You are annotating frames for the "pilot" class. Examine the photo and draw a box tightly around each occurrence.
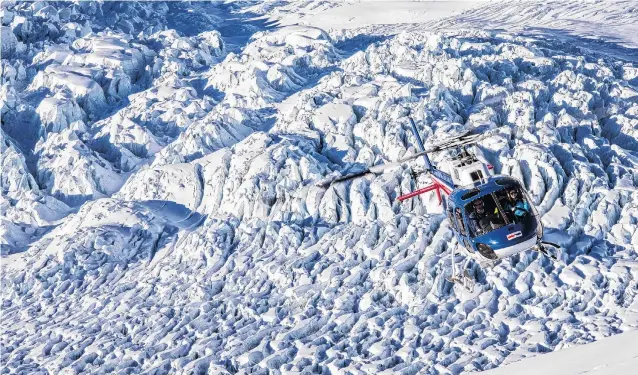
[504,188,530,219]
[468,199,488,236]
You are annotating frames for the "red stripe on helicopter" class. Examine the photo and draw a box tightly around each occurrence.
[507,231,522,240]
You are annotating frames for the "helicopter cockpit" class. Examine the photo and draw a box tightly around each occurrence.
[449,176,541,261]
[465,187,532,237]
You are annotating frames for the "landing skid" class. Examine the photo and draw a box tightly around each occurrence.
[447,268,475,293]
[444,241,560,295]
[446,249,476,294]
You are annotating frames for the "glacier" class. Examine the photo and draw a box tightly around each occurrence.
[1,1,638,374]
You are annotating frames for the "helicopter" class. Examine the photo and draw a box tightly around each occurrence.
[320,116,560,293]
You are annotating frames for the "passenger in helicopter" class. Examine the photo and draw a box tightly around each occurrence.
[469,197,506,236]
[468,199,490,236]
[502,188,530,222]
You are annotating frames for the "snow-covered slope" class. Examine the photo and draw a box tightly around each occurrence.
[269,0,488,30]
[481,328,638,375]
[2,1,638,374]
[426,0,638,62]
[275,0,638,62]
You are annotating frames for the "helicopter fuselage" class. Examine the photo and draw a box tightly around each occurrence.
[446,175,542,262]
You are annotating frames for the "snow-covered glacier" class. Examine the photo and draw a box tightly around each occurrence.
[1,1,638,374]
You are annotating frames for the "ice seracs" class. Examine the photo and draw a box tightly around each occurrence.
[204,25,339,109]
[1,132,32,189]
[70,33,148,81]
[36,90,86,135]
[1,25,18,58]
[117,163,203,211]
[30,64,107,117]
[1,130,70,253]
[152,29,225,78]
[30,32,154,117]
[35,129,124,206]
[1,1,638,374]
[151,26,341,167]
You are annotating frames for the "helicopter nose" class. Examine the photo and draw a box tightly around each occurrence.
[495,236,537,259]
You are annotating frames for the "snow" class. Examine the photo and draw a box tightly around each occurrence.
[36,90,86,134]
[1,25,19,58]
[427,0,638,60]
[481,329,638,375]
[268,1,488,30]
[35,129,125,206]
[1,0,638,374]
[30,64,107,116]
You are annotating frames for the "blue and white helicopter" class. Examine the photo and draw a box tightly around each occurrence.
[322,116,559,293]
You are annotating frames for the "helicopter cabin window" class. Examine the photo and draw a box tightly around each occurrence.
[494,187,532,224]
[465,194,508,237]
[470,170,484,183]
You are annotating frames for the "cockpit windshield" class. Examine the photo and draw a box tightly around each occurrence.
[465,187,532,237]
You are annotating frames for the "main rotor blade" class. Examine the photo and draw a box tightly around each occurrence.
[323,169,373,186]
[316,127,491,188]
[317,154,424,188]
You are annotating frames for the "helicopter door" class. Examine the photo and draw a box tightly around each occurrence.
[453,207,474,251]
[454,208,467,236]
[454,207,473,249]
[446,208,455,228]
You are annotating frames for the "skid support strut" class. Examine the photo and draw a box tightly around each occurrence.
[536,241,559,261]
[447,247,475,293]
